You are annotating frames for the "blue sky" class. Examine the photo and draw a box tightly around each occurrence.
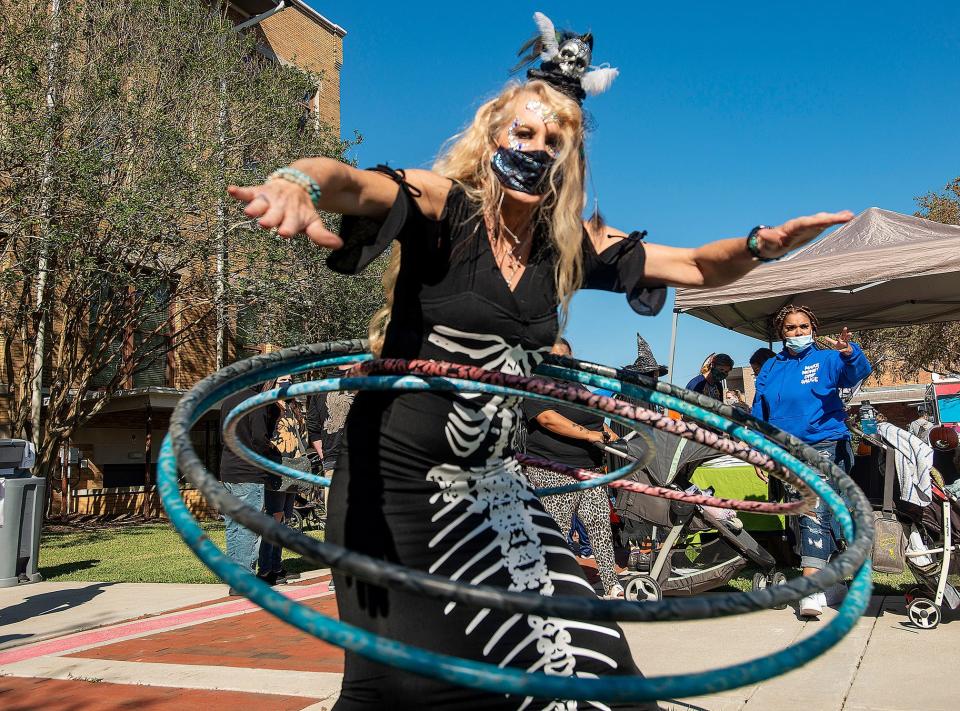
[310,1,960,383]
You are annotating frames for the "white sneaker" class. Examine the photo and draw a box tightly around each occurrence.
[799,593,823,618]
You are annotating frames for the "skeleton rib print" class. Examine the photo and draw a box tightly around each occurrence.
[423,325,619,710]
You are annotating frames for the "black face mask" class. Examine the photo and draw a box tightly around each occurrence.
[490,147,555,195]
[709,368,727,382]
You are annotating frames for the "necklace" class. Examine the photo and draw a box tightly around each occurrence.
[500,220,523,246]
[486,213,532,289]
[498,246,524,288]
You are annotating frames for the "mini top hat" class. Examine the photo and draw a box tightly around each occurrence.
[513,12,619,105]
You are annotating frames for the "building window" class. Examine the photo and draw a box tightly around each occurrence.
[90,276,173,390]
[131,280,172,388]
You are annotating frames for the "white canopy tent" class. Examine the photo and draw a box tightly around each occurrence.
[668,207,960,380]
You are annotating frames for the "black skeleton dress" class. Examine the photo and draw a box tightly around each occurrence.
[326,169,666,711]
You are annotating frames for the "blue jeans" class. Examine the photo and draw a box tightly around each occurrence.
[259,490,296,574]
[795,440,852,570]
[223,482,264,574]
[567,513,593,557]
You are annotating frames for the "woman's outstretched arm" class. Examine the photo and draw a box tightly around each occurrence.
[227,159,451,248]
[587,212,853,288]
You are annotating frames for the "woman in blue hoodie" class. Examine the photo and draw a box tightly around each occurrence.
[752,304,872,618]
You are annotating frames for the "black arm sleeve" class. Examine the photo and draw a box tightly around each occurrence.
[325,166,428,275]
[582,231,668,317]
[250,405,282,462]
[306,394,327,444]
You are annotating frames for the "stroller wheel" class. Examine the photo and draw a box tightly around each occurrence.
[624,575,662,602]
[768,571,789,610]
[290,509,306,532]
[751,572,769,592]
[907,598,941,629]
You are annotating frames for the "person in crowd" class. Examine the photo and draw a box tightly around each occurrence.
[752,304,872,618]
[522,339,624,598]
[908,409,935,441]
[749,347,777,376]
[725,389,749,411]
[686,353,734,401]
[227,9,851,704]
[610,334,669,569]
[258,374,307,585]
[306,365,355,592]
[306,364,355,493]
[218,381,282,595]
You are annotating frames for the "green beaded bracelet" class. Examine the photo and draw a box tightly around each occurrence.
[268,167,323,208]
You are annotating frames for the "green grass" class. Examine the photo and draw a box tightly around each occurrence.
[40,522,920,594]
[39,522,325,584]
[723,568,916,596]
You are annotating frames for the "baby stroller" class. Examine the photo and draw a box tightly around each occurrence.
[274,459,327,532]
[605,428,781,602]
[291,484,327,532]
[902,480,960,629]
[864,423,960,629]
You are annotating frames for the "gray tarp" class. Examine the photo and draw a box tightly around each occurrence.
[673,207,960,340]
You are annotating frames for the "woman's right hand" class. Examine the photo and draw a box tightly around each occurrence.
[228,180,344,248]
[754,466,769,483]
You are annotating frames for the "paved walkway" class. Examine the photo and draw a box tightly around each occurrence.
[0,573,956,710]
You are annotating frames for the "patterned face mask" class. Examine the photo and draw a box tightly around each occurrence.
[490,147,555,195]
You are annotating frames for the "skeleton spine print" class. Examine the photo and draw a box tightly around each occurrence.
[423,325,621,710]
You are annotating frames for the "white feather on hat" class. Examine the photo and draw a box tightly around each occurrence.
[533,12,559,61]
[582,66,619,96]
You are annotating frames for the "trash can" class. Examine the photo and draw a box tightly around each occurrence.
[0,438,44,588]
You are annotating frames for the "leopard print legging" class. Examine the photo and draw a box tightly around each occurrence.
[523,464,620,596]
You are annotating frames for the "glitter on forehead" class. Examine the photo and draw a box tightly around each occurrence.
[525,99,561,126]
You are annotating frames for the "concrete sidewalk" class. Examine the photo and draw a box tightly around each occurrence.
[0,581,228,651]
[626,595,956,710]
[0,576,956,710]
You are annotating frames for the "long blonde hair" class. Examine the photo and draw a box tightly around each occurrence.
[368,80,586,354]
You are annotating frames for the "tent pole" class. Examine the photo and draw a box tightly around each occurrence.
[668,309,680,384]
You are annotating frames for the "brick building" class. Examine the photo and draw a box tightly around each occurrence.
[10,2,347,518]
[227,0,345,131]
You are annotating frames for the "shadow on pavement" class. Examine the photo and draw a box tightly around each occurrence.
[37,559,100,578]
[0,633,31,646]
[0,581,114,628]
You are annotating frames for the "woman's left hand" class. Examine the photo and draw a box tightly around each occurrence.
[229,180,343,247]
[821,326,854,356]
[754,211,854,260]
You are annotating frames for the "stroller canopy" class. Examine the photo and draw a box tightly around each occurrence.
[623,426,719,485]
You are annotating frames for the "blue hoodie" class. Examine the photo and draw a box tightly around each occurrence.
[751,344,872,444]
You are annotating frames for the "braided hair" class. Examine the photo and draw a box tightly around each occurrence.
[772,304,820,340]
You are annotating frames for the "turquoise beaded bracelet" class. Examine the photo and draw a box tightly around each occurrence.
[746,225,779,263]
[268,167,323,208]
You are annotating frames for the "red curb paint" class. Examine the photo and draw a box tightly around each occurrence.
[0,581,333,666]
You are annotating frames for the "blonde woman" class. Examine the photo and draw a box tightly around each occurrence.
[228,14,851,709]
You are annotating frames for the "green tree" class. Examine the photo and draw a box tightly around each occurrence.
[857,178,960,378]
[0,0,384,492]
